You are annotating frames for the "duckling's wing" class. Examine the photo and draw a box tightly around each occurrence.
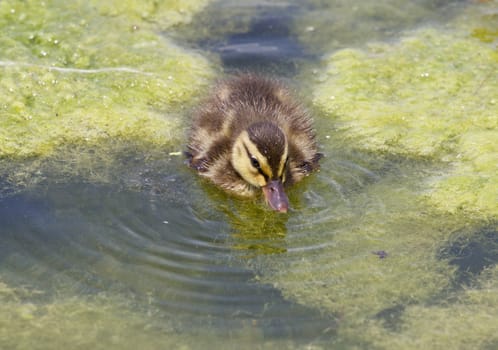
[298,152,323,174]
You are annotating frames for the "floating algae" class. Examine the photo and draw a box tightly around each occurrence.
[0,0,216,166]
[255,170,460,321]
[350,261,498,350]
[312,26,497,220]
[251,3,498,348]
[0,277,269,350]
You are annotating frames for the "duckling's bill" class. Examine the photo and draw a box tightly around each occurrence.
[262,180,289,213]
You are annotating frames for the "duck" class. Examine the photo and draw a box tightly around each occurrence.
[186,74,321,213]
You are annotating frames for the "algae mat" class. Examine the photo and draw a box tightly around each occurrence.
[0,0,215,159]
[255,3,498,348]
[313,26,497,220]
[0,278,281,350]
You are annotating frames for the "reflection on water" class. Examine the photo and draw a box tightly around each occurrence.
[177,0,462,76]
[0,172,338,343]
[0,138,389,345]
[217,10,307,75]
[0,134,398,345]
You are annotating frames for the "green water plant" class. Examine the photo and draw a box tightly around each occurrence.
[0,0,216,159]
[351,261,498,349]
[313,27,497,220]
[255,4,497,347]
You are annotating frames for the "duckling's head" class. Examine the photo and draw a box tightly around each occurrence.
[231,121,289,213]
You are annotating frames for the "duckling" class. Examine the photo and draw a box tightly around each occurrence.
[186,74,321,212]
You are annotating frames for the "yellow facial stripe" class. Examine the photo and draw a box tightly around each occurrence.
[240,131,273,180]
[259,162,272,180]
[277,138,288,178]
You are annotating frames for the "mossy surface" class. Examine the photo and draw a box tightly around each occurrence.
[313,29,496,158]
[0,277,275,350]
[0,281,175,350]
[312,21,497,219]
[349,262,498,350]
[251,3,498,348]
[0,0,215,159]
[256,168,460,320]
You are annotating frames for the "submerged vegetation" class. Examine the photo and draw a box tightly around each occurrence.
[0,281,175,350]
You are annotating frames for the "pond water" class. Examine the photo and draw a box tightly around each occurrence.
[1,0,497,349]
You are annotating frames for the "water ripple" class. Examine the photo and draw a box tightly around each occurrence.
[0,149,381,338]
[0,182,335,337]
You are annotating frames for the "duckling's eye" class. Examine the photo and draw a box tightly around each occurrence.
[250,156,260,169]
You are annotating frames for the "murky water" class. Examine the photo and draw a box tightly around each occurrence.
[0,147,368,346]
[1,0,497,349]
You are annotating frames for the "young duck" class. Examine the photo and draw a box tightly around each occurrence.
[186,74,321,212]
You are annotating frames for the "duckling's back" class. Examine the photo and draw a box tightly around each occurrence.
[186,74,320,193]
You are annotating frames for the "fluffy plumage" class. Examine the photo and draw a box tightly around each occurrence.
[186,74,321,212]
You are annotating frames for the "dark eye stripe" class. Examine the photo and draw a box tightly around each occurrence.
[243,144,269,181]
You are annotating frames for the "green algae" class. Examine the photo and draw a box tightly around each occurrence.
[254,152,496,347]
[0,279,178,350]
[346,261,498,350]
[427,129,498,219]
[257,167,460,320]
[313,29,497,158]
[173,0,254,44]
[0,275,301,350]
[312,27,498,220]
[0,0,216,159]
[454,1,498,44]
[250,4,498,347]
[92,0,210,30]
[0,281,215,350]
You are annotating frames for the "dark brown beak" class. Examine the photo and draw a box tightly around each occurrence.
[262,180,289,213]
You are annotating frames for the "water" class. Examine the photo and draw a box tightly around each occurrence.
[1,0,497,349]
[0,150,355,346]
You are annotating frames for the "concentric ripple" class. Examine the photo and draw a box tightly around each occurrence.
[0,142,389,344]
[0,173,339,339]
